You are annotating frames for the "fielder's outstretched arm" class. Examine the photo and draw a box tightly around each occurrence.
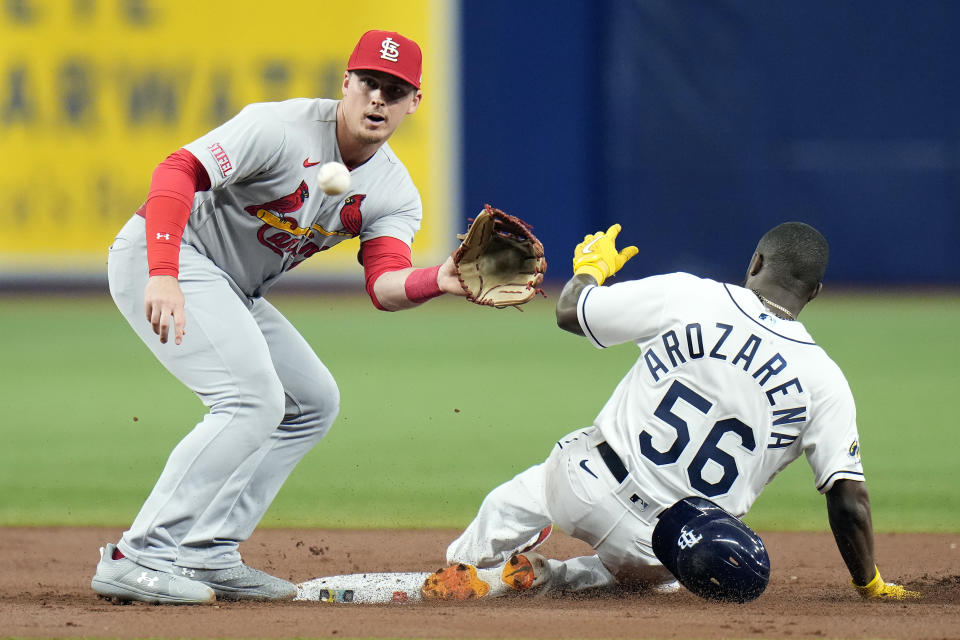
[360,237,466,312]
[370,255,465,311]
[826,479,919,599]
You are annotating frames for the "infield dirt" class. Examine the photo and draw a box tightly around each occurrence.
[1,527,957,639]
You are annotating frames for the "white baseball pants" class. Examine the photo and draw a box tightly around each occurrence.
[446,427,674,593]
[107,215,339,570]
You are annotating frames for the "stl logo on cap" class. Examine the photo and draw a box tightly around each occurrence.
[379,37,400,62]
[347,29,422,89]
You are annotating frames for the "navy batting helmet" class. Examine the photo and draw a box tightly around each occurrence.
[651,497,770,603]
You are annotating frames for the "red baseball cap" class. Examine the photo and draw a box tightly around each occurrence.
[346,29,422,89]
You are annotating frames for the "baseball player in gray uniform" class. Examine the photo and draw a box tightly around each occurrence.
[92,29,468,604]
[423,222,919,602]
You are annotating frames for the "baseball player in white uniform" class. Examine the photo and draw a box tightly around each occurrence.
[92,30,469,605]
[423,222,919,602]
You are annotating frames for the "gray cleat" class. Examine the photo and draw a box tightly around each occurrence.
[177,563,297,601]
[91,543,215,605]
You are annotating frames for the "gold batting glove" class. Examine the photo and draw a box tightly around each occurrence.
[572,224,639,285]
[853,566,920,600]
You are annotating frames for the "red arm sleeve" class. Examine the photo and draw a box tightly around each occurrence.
[360,236,413,310]
[142,148,211,277]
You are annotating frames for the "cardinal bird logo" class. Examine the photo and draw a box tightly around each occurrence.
[339,194,366,236]
[244,181,309,218]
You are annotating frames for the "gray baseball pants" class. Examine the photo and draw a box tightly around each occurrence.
[107,214,339,570]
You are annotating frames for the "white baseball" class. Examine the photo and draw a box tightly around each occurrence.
[316,161,350,195]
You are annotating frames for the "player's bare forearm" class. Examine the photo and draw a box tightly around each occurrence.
[372,268,420,310]
[826,479,875,585]
[372,257,465,311]
[144,275,186,345]
[555,274,597,335]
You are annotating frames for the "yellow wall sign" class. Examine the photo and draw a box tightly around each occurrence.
[0,0,457,278]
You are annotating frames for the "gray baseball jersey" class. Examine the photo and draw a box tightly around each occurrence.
[182,98,421,297]
[577,272,864,517]
[104,98,422,573]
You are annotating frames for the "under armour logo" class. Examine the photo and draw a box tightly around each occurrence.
[136,571,159,587]
[181,568,195,577]
[677,529,703,549]
[156,232,170,240]
[379,37,400,62]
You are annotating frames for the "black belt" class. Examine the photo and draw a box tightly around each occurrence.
[597,441,628,484]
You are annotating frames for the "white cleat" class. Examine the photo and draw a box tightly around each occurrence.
[91,544,215,605]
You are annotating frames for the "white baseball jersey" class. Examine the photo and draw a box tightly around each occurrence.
[577,272,864,518]
[182,98,421,297]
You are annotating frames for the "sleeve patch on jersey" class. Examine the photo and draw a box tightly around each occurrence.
[848,440,861,462]
[207,142,233,178]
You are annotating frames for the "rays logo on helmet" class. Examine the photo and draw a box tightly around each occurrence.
[677,528,703,549]
[653,497,770,603]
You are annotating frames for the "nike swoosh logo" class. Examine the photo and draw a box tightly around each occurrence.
[579,459,598,479]
[581,235,603,254]
[303,158,321,167]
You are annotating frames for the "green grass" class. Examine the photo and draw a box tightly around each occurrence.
[0,289,957,532]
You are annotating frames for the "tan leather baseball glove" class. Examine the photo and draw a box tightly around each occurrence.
[452,204,547,308]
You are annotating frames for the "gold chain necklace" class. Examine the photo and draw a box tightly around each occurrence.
[753,290,795,320]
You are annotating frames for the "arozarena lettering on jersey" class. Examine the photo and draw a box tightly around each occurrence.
[642,322,808,430]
